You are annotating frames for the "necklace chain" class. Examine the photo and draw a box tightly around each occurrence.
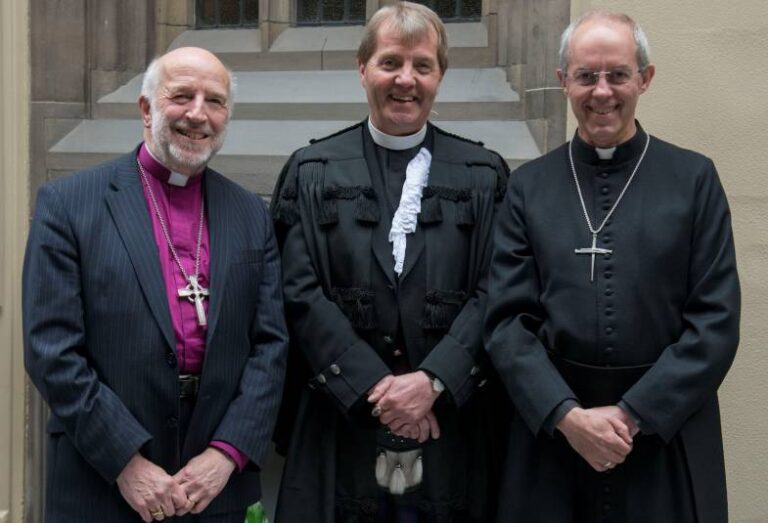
[137,161,205,283]
[568,132,650,236]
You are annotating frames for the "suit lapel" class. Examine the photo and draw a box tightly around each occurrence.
[105,151,176,350]
[363,131,398,288]
[398,222,425,283]
[203,170,231,343]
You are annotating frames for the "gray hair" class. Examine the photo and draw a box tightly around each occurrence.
[558,11,651,73]
[140,54,237,115]
[357,1,448,74]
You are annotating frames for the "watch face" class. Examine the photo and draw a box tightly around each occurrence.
[431,377,445,393]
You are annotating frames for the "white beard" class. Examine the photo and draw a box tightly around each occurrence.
[149,105,227,174]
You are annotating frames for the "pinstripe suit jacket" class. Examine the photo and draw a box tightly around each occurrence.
[23,148,288,521]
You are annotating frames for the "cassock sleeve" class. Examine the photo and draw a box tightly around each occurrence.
[275,157,391,414]
[621,158,740,442]
[23,184,152,483]
[420,156,509,407]
[484,168,580,435]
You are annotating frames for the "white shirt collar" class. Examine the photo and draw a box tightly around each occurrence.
[145,145,191,187]
[368,119,427,151]
[595,146,617,160]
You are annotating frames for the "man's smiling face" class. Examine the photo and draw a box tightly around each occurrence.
[141,47,231,175]
[558,19,654,147]
[359,22,443,136]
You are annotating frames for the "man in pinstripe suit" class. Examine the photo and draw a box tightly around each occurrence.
[23,47,288,522]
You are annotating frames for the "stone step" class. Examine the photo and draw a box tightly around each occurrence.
[168,23,494,71]
[48,119,540,195]
[96,68,521,121]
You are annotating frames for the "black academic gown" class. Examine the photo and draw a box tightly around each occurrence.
[272,122,510,523]
[485,126,740,523]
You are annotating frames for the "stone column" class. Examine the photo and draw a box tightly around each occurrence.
[263,0,291,50]
[0,0,31,521]
[88,0,154,102]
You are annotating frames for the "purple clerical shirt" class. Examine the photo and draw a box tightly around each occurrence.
[138,144,247,471]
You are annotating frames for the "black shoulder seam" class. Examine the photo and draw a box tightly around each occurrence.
[308,121,365,145]
[432,124,485,147]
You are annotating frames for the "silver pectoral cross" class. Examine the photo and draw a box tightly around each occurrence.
[574,233,613,282]
[178,275,210,326]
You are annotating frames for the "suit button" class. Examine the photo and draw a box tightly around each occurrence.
[601,187,609,194]
[330,364,341,375]
[601,172,609,179]
[166,417,178,428]
[470,365,480,376]
[478,379,488,388]
[393,349,403,357]
[317,374,327,384]
[383,335,394,345]
[166,353,177,368]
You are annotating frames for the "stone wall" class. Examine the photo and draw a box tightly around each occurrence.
[30,0,153,197]
[497,0,569,152]
[569,1,768,520]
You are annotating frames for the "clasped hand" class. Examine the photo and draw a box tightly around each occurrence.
[556,405,639,472]
[368,372,441,443]
[116,448,236,521]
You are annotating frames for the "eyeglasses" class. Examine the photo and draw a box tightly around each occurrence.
[568,69,641,87]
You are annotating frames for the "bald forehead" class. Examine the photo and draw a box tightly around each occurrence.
[568,18,638,67]
[571,18,635,52]
[158,47,230,92]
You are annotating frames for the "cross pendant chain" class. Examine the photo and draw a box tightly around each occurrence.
[568,132,650,283]
[138,160,209,327]
[178,275,210,326]
[574,233,613,282]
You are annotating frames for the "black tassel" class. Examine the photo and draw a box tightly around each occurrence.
[456,199,475,227]
[331,288,377,330]
[354,187,380,223]
[422,290,468,330]
[419,189,443,224]
[318,196,338,225]
[273,184,299,225]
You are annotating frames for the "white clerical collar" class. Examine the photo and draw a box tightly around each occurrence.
[595,146,617,160]
[368,119,427,151]
[145,145,192,187]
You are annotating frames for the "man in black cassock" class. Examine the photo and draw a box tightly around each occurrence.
[485,11,740,523]
[271,3,509,522]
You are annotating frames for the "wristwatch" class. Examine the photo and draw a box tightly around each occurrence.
[430,375,445,395]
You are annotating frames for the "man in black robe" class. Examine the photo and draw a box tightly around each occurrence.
[271,3,509,522]
[485,11,740,523]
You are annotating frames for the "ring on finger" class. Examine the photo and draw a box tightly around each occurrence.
[603,461,614,468]
[371,406,382,417]
[150,509,165,520]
